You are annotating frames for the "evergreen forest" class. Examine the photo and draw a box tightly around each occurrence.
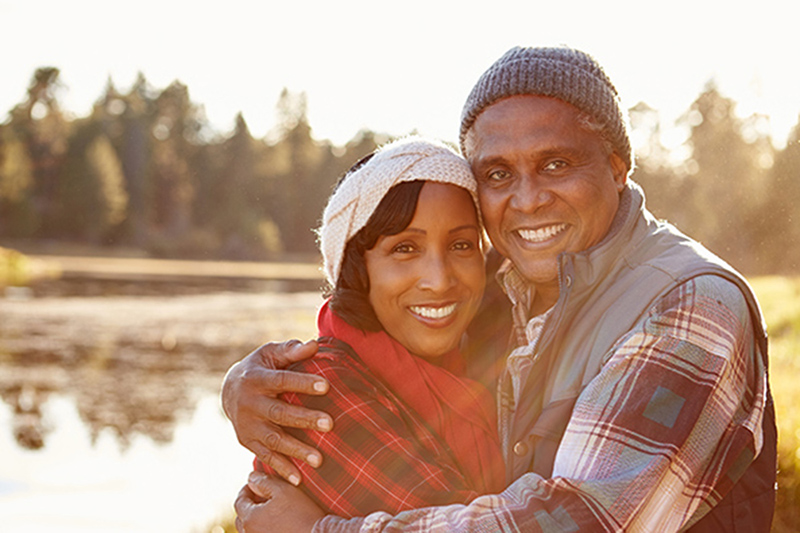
[2,67,799,275]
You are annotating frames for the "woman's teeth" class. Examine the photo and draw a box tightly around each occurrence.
[410,303,456,319]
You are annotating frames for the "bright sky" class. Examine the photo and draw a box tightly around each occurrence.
[2,0,798,151]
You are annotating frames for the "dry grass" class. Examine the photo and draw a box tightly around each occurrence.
[751,276,800,532]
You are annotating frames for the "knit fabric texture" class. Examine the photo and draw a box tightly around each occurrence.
[318,136,478,286]
[459,46,632,170]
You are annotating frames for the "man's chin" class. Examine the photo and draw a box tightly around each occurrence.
[505,249,559,283]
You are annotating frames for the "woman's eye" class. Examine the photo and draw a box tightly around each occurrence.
[452,240,475,251]
[391,243,415,254]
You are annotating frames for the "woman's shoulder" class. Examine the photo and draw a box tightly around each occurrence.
[286,338,374,390]
[282,338,409,423]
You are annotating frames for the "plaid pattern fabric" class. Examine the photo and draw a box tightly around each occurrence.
[260,344,484,518]
[315,275,767,532]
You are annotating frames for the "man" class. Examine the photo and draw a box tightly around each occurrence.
[224,46,777,532]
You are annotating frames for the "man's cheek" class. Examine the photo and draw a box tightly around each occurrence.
[478,203,503,236]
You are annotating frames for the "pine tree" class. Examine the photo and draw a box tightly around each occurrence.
[681,81,771,272]
[762,117,800,273]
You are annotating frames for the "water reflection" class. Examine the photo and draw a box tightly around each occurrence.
[0,393,253,533]
[0,278,321,532]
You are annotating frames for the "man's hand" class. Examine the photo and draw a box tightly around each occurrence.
[234,471,324,533]
[221,340,334,485]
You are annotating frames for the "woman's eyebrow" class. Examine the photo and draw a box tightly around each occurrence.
[449,224,480,234]
[397,224,479,236]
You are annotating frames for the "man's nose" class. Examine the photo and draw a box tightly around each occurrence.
[510,175,553,213]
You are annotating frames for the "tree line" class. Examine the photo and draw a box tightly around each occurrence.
[0,68,383,260]
[1,67,798,274]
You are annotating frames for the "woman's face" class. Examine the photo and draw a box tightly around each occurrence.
[364,182,485,359]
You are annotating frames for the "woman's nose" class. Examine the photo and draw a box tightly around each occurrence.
[417,251,455,293]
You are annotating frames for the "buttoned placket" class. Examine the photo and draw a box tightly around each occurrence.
[497,266,552,466]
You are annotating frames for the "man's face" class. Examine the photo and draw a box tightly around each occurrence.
[465,95,628,297]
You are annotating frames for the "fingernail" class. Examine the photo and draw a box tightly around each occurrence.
[317,417,332,431]
[313,381,327,393]
[289,474,301,486]
[307,454,322,468]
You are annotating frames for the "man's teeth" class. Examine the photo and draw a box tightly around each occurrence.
[518,224,567,243]
[410,304,457,319]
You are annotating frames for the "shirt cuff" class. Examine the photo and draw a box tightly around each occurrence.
[313,515,368,533]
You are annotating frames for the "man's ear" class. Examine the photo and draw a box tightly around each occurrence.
[609,152,628,192]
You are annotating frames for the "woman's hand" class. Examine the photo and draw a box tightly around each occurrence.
[234,471,325,533]
[221,340,334,484]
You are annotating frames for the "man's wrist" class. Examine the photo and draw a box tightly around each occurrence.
[313,514,367,533]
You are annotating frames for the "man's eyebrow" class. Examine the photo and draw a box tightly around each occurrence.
[537,146,587,158]
[471,153,507,168]
[474,145,587,166]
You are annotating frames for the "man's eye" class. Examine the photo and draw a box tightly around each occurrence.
[487,169,511,182]
[543,160,568,171]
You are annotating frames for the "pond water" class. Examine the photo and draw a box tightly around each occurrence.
[0,278,322,532]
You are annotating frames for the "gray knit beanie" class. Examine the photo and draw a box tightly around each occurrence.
[459,46,632,171]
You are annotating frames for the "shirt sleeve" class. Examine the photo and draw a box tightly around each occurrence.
[313,275,768,532]
[272,354,481,519]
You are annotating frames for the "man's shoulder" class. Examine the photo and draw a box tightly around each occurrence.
[657,274,753,331]
[688,274,748,311]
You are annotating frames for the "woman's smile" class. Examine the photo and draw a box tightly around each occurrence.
[409,302,458,321]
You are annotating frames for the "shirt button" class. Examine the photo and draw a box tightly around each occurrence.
[513,441,528,456]
[564,275,573,288]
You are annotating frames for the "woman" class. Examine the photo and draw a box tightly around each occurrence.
[248,137,505,520]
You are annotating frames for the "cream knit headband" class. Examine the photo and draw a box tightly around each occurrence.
[318,136,478,286]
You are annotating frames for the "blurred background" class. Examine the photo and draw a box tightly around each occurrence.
[0,0,798,531]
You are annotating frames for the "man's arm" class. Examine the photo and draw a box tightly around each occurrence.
[221,339,334,484]
[235,472,324,533]
[314,276,769,532]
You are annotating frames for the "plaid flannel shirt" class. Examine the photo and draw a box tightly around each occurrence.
[314,275,767,532]
[261,343,485,518]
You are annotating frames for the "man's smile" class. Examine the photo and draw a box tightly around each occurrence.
[516,223,569,244]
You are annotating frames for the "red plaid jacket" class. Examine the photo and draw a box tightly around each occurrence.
[258,339,486,518]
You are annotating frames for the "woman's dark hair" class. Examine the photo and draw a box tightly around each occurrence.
[328,180,426,331]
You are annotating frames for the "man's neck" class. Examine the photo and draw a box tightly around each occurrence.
[531,296,555,317]
[531,284,558,317]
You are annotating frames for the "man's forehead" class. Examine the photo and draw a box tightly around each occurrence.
[464,96,584,160]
